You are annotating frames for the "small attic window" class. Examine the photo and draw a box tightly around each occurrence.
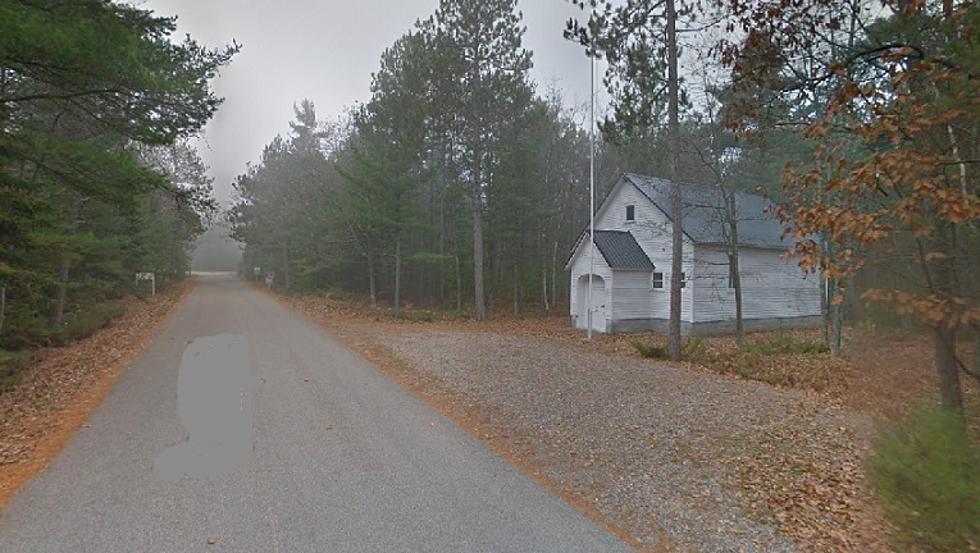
[625,204,635,222]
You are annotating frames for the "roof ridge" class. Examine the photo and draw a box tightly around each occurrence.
[621,172,790,249]
[626,172,771,201]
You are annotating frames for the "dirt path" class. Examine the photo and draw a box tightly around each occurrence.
[0,279,194,506]
[276,293,893,553]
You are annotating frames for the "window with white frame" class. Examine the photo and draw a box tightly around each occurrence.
[625,204,635,222]
[651,272,664,289]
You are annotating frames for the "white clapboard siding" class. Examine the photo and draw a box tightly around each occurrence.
[611,270,652,319]
[599,180,694,322]
[594,179,695,258]
[569,176,818,331]
[692,245,821,322]
[612,272,695,322]
[571,178,696,324]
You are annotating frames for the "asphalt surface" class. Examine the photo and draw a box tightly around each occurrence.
[0,273,631,553]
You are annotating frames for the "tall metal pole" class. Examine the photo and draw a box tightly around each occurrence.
[587,51,596,340]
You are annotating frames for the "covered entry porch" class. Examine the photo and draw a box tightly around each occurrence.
[574,274,607,333]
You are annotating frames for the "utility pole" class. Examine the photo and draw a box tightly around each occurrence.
[666,0,683,360]
[587,49,596,340]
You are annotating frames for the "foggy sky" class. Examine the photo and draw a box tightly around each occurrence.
[140,0,607,208]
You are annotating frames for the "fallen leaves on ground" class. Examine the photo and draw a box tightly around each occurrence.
[732,406,892,552]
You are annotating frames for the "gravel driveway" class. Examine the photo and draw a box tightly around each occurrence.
[369,328,866,553]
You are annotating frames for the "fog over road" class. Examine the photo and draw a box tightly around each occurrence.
[0,273,629,552]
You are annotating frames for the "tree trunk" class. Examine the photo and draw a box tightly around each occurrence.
[846,273,860,324]
[48,257,71,332]
[551,239,559,310]
[281,242,292,291]
[471,178,487,321]
[455,253,462,312]
[830,281,843,356]
[725,192,744,349]
[393,233,402,319]
[666,0,683,361]
[821,237,835,349]
[824,274,843,356]
[928,220,964,411]
[0,285,6,337]
[542,244,550,312]
[438,192,446,304]
[935,324,963,412]
[513,264,519,316]
[733,258,744,348]
[367,253,377,306]
[973,333,980,375]
[820,275,830,347]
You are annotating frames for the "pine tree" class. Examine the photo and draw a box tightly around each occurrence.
[426,0,533,320]
[0,0,234,347]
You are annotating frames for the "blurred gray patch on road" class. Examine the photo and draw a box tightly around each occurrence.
[154,333,254,480]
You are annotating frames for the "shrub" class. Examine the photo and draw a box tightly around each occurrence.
[744,332,828,355]
[682,335,708,361]
[407,309,436,322]
[632,340,668,359]
[52,300,126,345]
[325,288,359,302]
[439,308,468,320]
[867,405,980,552]
[0,314,49,350]
[0,349,32,393]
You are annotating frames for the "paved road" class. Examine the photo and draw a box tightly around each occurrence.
[0,274,630,552]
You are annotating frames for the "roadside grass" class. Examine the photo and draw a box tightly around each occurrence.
[632,336,708,362]
[867,404,980,552]
[632,340,668,358]
[743,332,828,355]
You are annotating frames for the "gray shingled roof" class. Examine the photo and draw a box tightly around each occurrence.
[593,230,654,270]
[624,173,789,249]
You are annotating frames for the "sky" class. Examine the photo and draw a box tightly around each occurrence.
[140,0,608,207]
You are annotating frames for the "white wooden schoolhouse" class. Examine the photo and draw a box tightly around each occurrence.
[566,173,822,334]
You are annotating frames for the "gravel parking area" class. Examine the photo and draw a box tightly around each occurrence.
[363,329,872,552]
[276,293,890,552]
